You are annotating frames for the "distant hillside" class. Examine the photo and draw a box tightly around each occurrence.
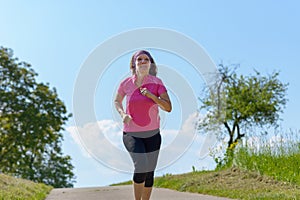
[0,173,52,200]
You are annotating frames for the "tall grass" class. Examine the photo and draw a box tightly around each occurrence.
[233,129,300,185]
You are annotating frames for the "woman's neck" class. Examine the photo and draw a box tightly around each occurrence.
[135,73,148,87]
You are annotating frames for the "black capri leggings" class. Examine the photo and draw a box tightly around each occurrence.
[123,130,161,187]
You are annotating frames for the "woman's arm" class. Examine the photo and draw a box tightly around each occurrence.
[114,93,132,123]
[140,88,172,112]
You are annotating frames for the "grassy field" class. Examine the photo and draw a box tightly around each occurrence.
[113,130,300,199]
[233,130,300,186]
[0,173,52,200]
[155,167,300,200]
[113,167,300,199]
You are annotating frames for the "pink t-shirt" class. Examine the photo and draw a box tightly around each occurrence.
[117,74,167,132]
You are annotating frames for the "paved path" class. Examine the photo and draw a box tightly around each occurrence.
[45,185,233,200]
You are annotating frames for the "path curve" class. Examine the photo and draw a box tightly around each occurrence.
[45,185,233,200]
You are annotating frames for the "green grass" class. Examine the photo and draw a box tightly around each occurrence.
[113,130,300,199]
[0,173,52,200]
[234,130,300,186]
[154,168,300,200]
[113,168,300,199]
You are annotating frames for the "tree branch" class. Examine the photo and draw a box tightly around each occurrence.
[233,123,245,144]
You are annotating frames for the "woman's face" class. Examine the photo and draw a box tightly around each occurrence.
[135,54,151,75]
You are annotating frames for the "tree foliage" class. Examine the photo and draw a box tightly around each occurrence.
[0,46,75,188]
[198,64,288,150]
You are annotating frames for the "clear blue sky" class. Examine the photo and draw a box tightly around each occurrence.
[1,0,299,187]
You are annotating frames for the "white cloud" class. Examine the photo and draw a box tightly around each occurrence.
[66,112,218,173]
[67,120,133,172]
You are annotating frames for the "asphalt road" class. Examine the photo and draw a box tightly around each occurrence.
[45,185,233,200]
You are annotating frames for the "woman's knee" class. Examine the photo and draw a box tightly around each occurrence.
[133,172,146,184]
[133,172,154,187]
[144,171,154,187]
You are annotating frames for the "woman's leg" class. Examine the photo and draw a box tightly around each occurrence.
[142,133,161,199]
[142,187,152,200]
[133,182,144,200]
[123,132,161,200]
[141,171,154,200]
[123,133,147,200]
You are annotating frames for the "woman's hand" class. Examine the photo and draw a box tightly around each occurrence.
[140,87,154,98]
[122,114,132,124]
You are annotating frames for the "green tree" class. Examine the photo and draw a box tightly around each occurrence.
[0,46,75,188]
[198,64,288,165]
